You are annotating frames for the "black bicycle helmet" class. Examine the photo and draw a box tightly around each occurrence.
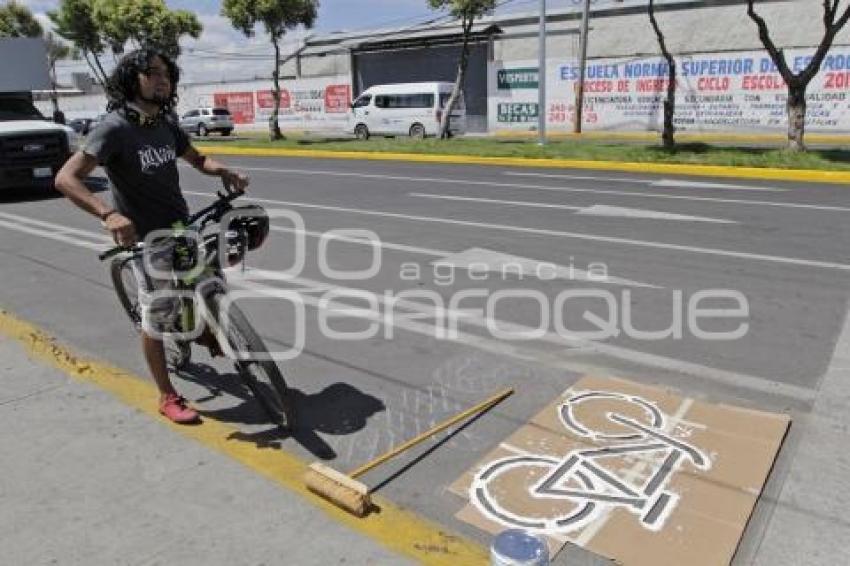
[227,205,269,251]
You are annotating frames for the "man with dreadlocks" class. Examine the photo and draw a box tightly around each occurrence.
[56,48,250,424]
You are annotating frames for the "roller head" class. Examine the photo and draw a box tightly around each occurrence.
[304,462,372,517]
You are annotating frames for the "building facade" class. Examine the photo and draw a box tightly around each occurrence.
[40,0,850,136]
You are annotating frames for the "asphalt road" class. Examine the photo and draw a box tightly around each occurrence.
[2,155,849,564]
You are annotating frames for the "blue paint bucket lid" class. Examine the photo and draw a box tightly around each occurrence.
[490,529,550,566]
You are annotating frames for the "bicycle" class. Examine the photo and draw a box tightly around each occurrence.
[99,188,296,430]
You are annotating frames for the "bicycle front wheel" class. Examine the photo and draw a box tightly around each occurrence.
[110,256,142,331]
[109,256,191,370]
[205,292,295,430]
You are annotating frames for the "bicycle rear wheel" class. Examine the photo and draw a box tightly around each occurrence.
[204,291,295,430]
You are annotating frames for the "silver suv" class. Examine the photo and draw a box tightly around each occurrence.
[179,107,234,137]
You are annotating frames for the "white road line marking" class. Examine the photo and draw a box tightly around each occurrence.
[501,172,645,184]
[411,192,582,210]
[187,194,654,287]
[575,204,736,224]
[229,276,592,368]
[505,172,786,192]
[214,165,845,211]
[266,223,656,287]
[182,190,850,272]
[270,225,442,257]
[432,247,657,288]
[0,219,106,250]
[650,179,786,192]
[0,214,591,369]
[0,211,112,242]
[411,193,736,224]
[0,211,817,402]
[237,268,815,402]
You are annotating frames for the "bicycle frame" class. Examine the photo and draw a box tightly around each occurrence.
[100,189,254,338]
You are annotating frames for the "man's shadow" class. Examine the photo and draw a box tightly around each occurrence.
[175,361,385,460]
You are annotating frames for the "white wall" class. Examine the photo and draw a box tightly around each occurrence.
[38,75,353,133]
[490,47,850,134]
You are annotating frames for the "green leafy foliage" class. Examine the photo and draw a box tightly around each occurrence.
[0,0,44,38]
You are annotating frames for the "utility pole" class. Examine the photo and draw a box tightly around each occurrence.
[574,0,590,133]
[537,0,546,145]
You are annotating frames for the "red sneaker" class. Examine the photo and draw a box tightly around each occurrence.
[159,394,200,424]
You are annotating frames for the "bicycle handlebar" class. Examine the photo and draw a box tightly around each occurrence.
[97,188,244,261]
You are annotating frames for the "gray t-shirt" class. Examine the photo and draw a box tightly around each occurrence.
[84,110,190,239]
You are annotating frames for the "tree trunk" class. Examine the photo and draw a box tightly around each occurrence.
[92,52,108,87]
[440,17,473,139]
[82,51,106,88]
[649,0,676,150]
[662,64,676,150]
[270,35,284,141]
[744,0,850,152]
[786,83,806,152]
[50,60,59,114]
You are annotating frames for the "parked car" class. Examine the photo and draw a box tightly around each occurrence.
[179,107,234,137]
[68,114,104,136]
[347,82,466,140]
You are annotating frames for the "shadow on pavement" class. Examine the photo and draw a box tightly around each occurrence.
[177,361,385,460]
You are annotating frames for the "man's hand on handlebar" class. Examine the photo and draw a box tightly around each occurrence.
[221,169,250,193]
[103,213,137,246]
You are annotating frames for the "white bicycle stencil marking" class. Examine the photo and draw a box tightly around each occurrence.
[470,391,711,534]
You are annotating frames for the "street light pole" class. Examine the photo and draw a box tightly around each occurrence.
[574,0,590,133]
[537,0,546,145]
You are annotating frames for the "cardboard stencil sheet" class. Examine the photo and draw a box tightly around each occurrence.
[450,376,791,565]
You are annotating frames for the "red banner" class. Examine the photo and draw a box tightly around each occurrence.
[257,89,291,110]
[324,84,351,114]
[213,91,255,124]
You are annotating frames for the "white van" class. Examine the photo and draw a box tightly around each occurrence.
[348,82,466,140]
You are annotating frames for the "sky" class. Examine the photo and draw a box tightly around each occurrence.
[22,0,596,84]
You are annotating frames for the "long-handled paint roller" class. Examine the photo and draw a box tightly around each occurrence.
[304,386,514,517]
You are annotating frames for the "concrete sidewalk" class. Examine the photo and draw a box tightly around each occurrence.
[0,335,413,566]
[751,307,850,566]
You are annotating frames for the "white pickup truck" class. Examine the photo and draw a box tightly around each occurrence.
[1,37,80,191]
[0,92,79,191]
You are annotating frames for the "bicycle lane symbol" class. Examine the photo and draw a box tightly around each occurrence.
[470,391,711,534]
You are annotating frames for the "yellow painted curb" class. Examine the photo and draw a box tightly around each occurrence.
[0,308,489,566]
[197,145,850,185]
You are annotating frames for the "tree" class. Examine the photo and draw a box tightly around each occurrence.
[92,0,133,58]
[0,1,43,38]
[49,0,110,87]
[428,0,494,139]
[45,32,72,114]
[50,0,202,89]
[133,4,201,59]
[222,0,319,140]
[648,0,677,149]
[96,0,202,60]
[748,0,850,151]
